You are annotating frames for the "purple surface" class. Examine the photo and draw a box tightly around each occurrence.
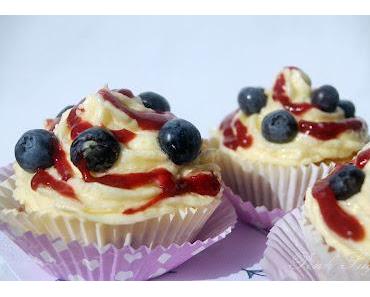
[158,222,267,280]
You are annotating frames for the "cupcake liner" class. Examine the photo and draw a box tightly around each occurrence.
[261,208,370,280]
[0,164,237,281]
[302,211,370,281]
[223,185,285,230]
[260,208,319,280]
[217,149,334,211]
[0,165,220,249]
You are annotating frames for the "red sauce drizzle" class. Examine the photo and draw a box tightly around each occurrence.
[67,106,94,140]
[299,119,365,140]
[110,129,136,144]
[219,110,253,150]
[53,140,74,181]
[356,148,370,169]
[272,72,313,115]
[31,169,77,200]
[312,171,365,241]
[66,105,137,144]
[31,139,76,199]
[114,88,135,98]
[98,89,175,130]
[76,160,221,214]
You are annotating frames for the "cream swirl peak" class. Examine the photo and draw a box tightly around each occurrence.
[14,87,222,224]
[217,67,369,166]
[305,143,370,262]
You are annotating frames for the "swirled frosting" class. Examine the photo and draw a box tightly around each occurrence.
[305,143,370,262]
[216,67,369,166]
[14,88,222,224]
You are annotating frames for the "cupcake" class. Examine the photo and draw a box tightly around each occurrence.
[214,66,368,212]
[303,143,370,280]
[262,144,370,280]
[2,87,223,249]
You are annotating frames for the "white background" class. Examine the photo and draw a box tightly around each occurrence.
[0,16,370,165]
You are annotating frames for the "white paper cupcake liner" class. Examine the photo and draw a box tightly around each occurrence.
[302,210,370,281]
[217,149,334,211]
[0,164,237,280]
[0,165,221,249]
[260,207,318,280]
[261,207,370,280]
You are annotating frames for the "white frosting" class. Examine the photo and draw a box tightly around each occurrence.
[216,67,369,166]
[14,88,222,224]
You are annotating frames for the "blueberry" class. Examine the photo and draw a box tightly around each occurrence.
[15,129,56,173]
[237,87,267,115]
[139,92,171,112]
[338,100,355,118]
[158,119,201,165]
[311,85,339,112]
[329,164,365,200]
[70,127,121,172]
[262,110,298,143]
[57,105,74,118]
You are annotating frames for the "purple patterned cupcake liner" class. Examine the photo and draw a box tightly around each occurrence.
[0,164,237,281]
[223,185,285,230]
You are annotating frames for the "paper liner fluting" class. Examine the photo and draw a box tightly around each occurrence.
[260,208,319,280]
[223,185,285,230]
[0,165,221,249]
[302,211,370,281]
[261,207,370,280]
[217,149,334,211]
[0,164,237,281]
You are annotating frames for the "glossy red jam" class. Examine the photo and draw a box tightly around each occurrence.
[31,139,76,199]
[31,169,77,200]
[67,106,93,140]
[355,148,370,169]
[219,110,253,150]
[53,140,74,181]
[312,168,365,241]
[76,160,221,214]
[110,129,136,144]
[115,88,135,98]
[299,119,365,140]
[67,105,137,144]
[272,72,313,115]
[99,89,175,130]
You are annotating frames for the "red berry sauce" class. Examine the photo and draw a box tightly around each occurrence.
[52,140,74,181]
[67,106,94,140]
[272,72,313,115]
[99,89,175,131]
[114,88,135,98]
[31,138,77,199]
[311,168,365,241]
[356,148,370,169]
[67,105,137,144]
[31,170,77,200]
[76,160,221,214]
[219,110,253,150]
[299,119,365,140]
